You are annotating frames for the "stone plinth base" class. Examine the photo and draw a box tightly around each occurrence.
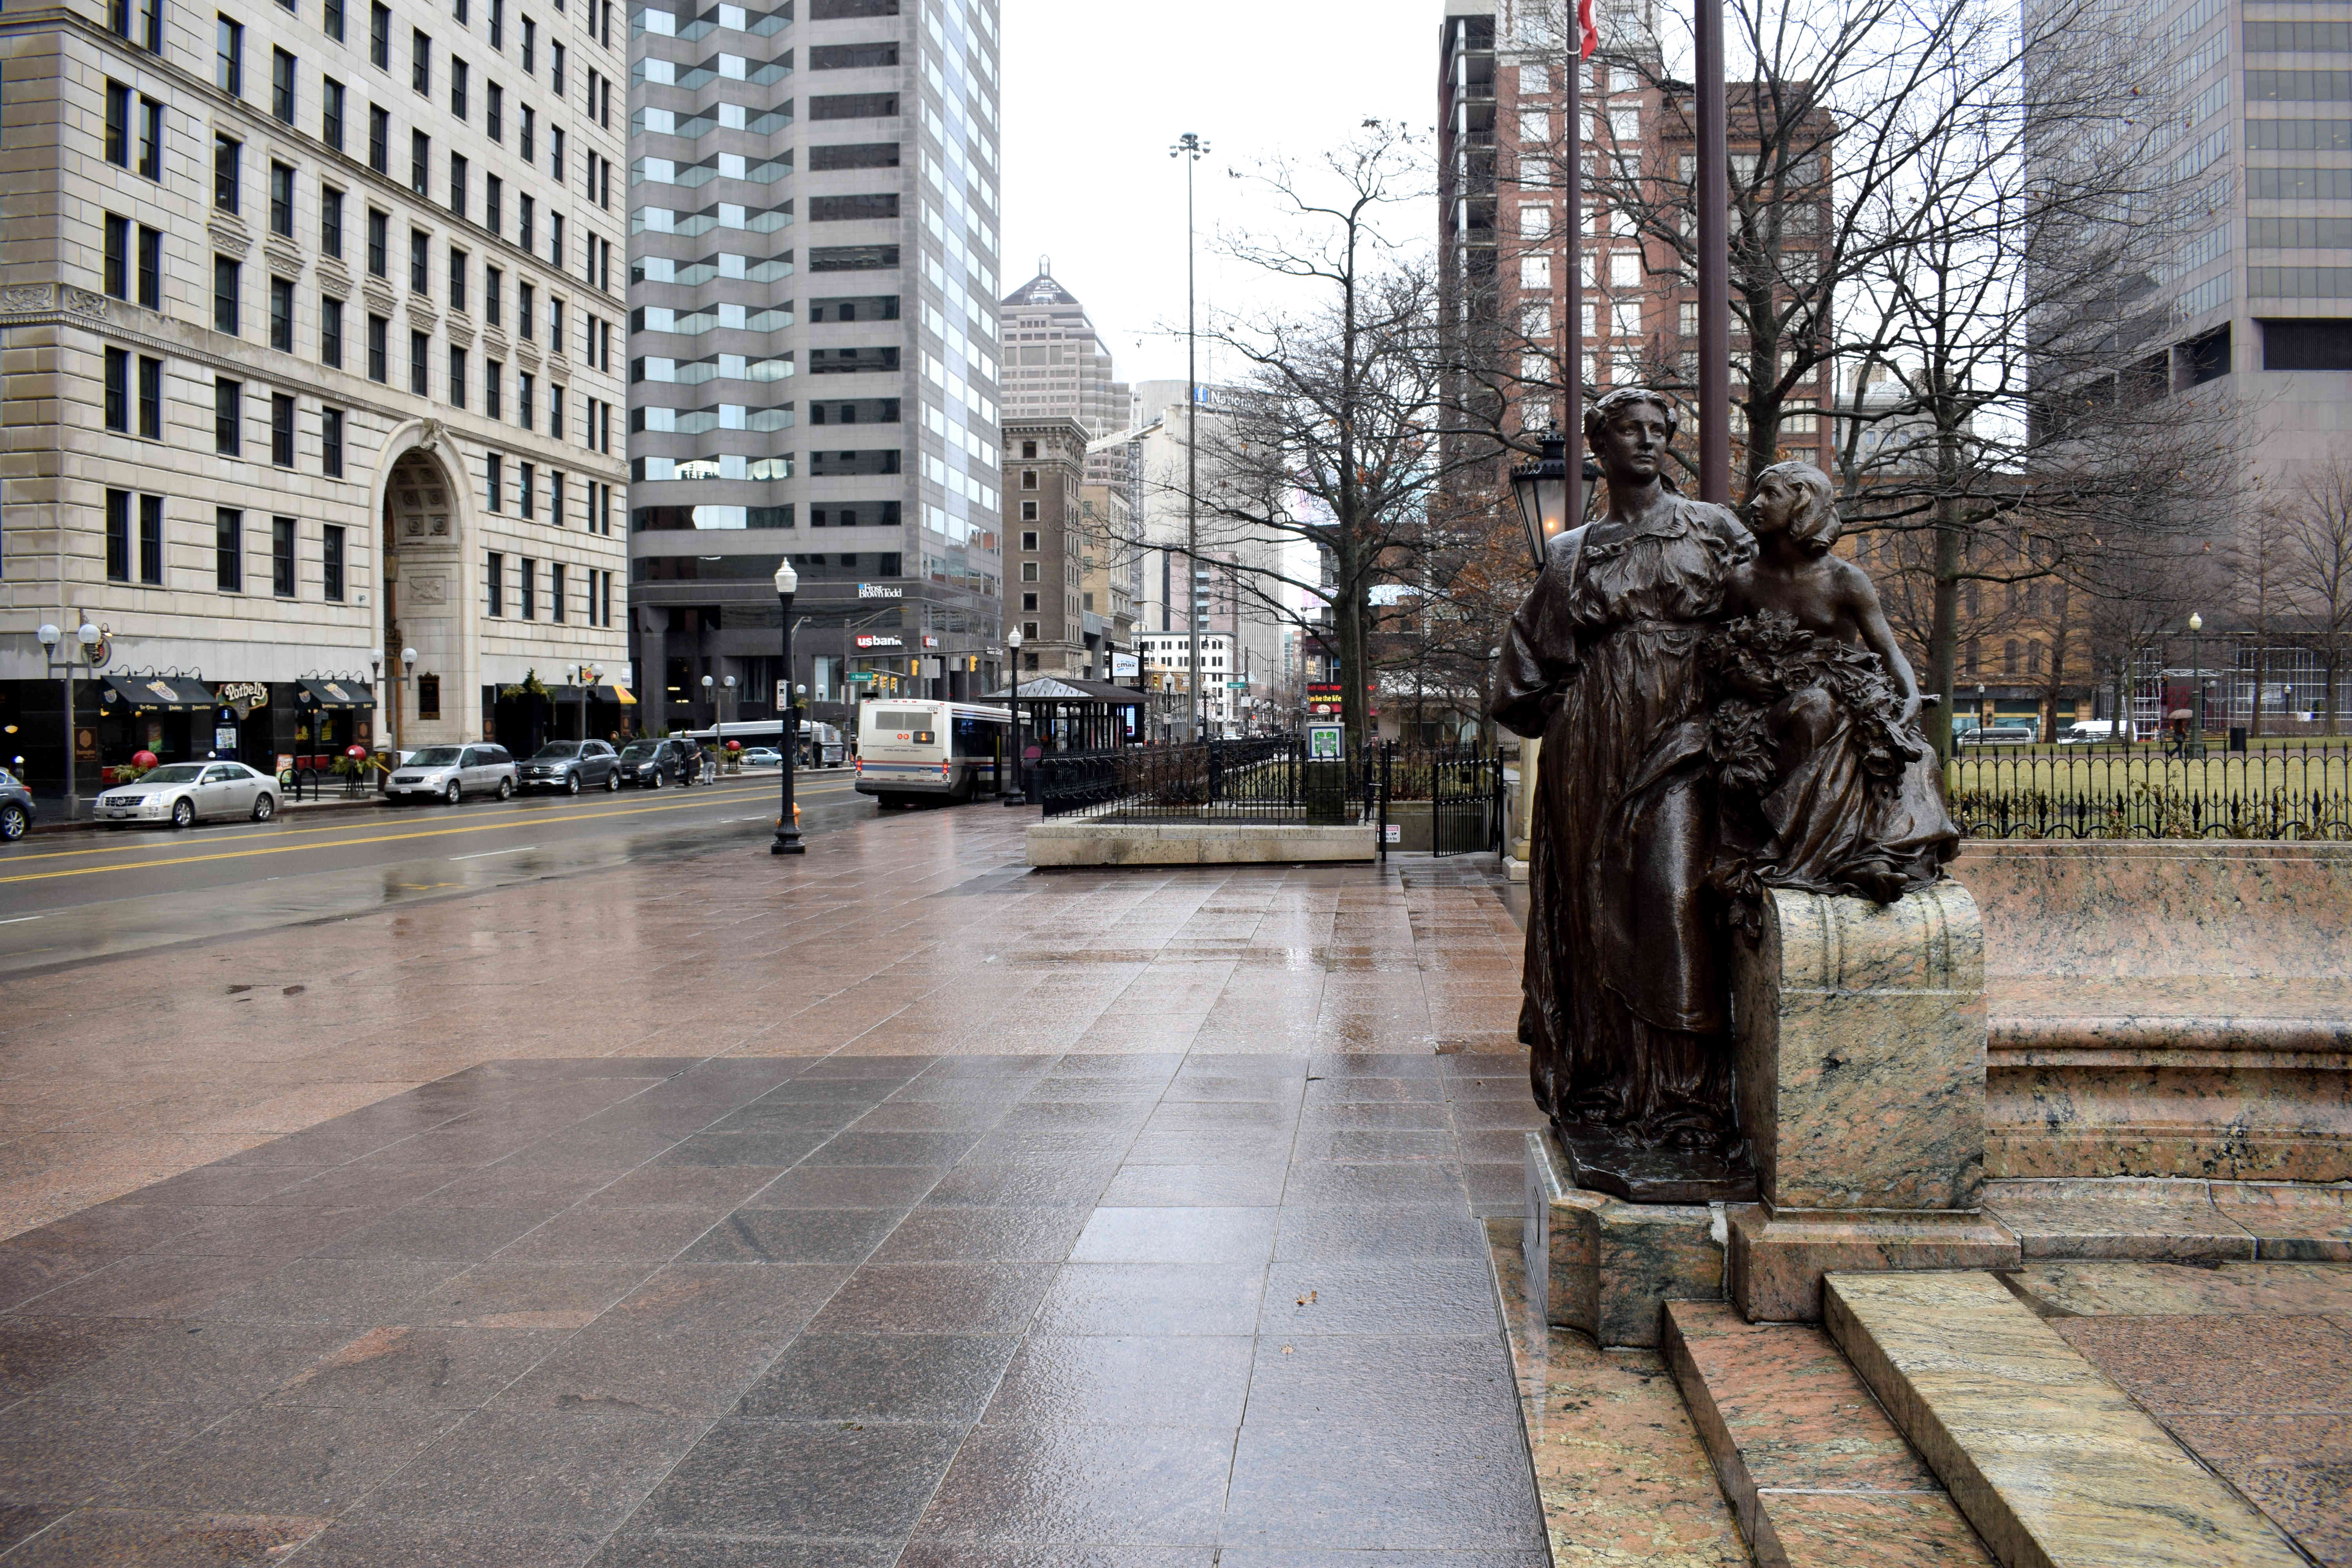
[1504,855,1529,884]
[1727,1205,2020,1323]
[1526,1129,1735,1347]
[1735,883,1987,1212]
[1026,820,1376,867]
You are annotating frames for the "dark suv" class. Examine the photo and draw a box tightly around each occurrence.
[521,740,622,795]
[616,738,701,788]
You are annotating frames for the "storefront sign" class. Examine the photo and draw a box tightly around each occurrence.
[921,635,939,649]
[857,583,904,599]
[854,633,903,649]
[220,681,270,717]
[75,727,98,761]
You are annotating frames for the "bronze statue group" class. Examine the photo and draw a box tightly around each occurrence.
[1492,387,1958,1199]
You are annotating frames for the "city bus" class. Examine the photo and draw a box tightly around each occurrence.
[855,700,1010,806]
[684,719,846,768]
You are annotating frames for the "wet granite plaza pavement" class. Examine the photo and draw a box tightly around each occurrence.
[0,809,1563,1565]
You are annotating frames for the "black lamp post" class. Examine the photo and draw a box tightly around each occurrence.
[770,561,804,855]
[1509,430,1574,572]
[1002,628,1025,806]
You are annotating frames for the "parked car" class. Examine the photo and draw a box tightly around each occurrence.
[0,766,33,841]
[1956,724,2039,747]
[2059,720,2125,745]
[520,740,622,795]
[94,761,277,828]
[737,747,784,768]
[387,744,517,805]
[615,738,700,788]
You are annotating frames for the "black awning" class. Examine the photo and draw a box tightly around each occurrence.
[296,677,376,709]
[102,673,219,712]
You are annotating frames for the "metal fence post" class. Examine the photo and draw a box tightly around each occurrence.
[1378,742,1391,862]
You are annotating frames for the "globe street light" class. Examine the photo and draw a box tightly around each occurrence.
[771,561,804,855]
[2188,612,2205,736]
[1003,627,1025,806]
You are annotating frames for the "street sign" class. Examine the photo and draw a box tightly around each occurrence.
[1225,680,1248,688]
[845,671,877,684]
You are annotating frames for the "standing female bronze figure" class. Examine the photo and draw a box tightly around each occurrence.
[1490,389,1758,1201]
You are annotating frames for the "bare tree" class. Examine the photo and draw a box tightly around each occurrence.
[1151,122,1478,757]
[2276,461,2352,735]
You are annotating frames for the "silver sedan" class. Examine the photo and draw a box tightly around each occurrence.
[94,762,278,829]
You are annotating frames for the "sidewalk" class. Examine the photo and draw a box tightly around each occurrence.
[0,807,1587,1564]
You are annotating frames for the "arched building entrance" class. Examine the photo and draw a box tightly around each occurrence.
[380,440,472,750]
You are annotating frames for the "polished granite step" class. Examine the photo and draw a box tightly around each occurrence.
[1663,1300,1992,1568]
[1824,1270,2308,1568]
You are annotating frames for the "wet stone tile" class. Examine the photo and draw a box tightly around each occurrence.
[980,1335,1254,1428]
[495,1326,784,1419]
[192,1258,468,1327]
[682,1209,900,1266]
[0,1316,154,1403]
[1260,1259,1501,1337]
[281,1517,601,1568]
[744,1165,944,1210]
[913,1420,1236,1547]
[356,1408,708,1531]
[1243,1335,1522,1425]
[656,1131,831,1169]
[1099,1164,1288,1208]
[312,1205,558,1263]
[398,1261,655,1330]
[261,1325,564,1409]
[0,1507,330,1566]
[805,1263,1054,1336]
[1221,1419,1546,1552]
[629,1419,965,1539]
[113,1403,459,1514]
[734,1332,1020,1423]
[868,1205,1095,1265]
[600,1263,849,1342]
[1031,1263,1267,1337]
[1067,1207,1279,1265]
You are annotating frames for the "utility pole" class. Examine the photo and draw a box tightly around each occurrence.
[1172,131,1210,742]
[1695,0,1731,503]
[1562,31,1586,526]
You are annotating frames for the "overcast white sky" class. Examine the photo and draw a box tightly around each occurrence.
[995,0,1446,394]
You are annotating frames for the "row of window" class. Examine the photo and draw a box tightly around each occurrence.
[105,494,345,602]
[485,552,617,624]
[105,355,355,477]
[481,453,618,534]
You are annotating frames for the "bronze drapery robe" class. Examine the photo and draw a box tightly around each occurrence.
[1491,499,1754,1145]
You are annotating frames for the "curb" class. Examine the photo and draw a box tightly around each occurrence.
[27,795,384,836]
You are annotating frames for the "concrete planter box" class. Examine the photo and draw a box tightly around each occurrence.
[1386,800,1432,851]
[1028,820,1377,867]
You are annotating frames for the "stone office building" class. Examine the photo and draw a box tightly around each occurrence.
[0,0,631,793]
[623,0,1006,728]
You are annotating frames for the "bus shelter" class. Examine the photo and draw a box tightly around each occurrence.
[986,677,1152,762]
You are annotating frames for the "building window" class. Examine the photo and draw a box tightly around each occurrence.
[104,82,131,166]
[138,356,162,437]
[550,40,564,93]
[272,515,296,596]
[321,185,344,258]
[409,228,430,292]
[323,524,345,600]
[485,359,502,419]
[321,296,344,367]
[521,15,534,71]
[548,382,563,438]
[214,378,242,453]
[485,266,502,327]
[1021,562,1039,582]
[271,45,296,120]
[1021,469,1037,490]
[519,461,534,519]
[1020,530,1038,550]
[103,214,129,297]
[549,470,563,523]
[448,152,467,216]
[271,392,295,465]
[367,209,388,275]
[367,314,388,381]
[106,490,132,580]
[323,76,345,147]
[451,56,467,117]
[1021,592,1038,612]
[449,345,468,408]
[370,0,389,66]
[417,673,441,719]
[216,508,243,591]
[217,14,244,94]
[519,280,534,338]
[322,406,344,475]
[485,174,503,235]
[486,550,504,615]
[368,104,389,171]
[138,225,161,307]
[449,249,467,313]
[104,348,129,432]
[486,452,503,511]
[487,82,503,141]
[409,330,429,394]
[410,129,430,195]
[518,556,535,619]
[140,494,163,584]
[214,258,241,334]
[136,94,162,178]
[269,161,294,235]
[1020,505,1037,523]
[519,370,534,429]
[213,135,241,211]
[269,277,294,350]
[324,0,343,39]
[551,561,564,621]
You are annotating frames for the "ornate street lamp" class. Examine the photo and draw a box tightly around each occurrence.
[770,561,804,855]
[1002,627,1025,807]
[1510,430,1573,571]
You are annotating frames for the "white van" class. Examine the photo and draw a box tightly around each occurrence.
[2060,720,2124,745]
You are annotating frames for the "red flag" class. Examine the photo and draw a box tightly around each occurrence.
[1577,0,1598,57]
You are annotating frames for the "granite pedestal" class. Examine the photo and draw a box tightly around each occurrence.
[1728,883,2019,1321]
[1526,1128,1734,1347]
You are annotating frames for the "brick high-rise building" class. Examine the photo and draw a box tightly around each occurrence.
[0,0,631,791]
[625,0,1006,721]
[997,261,1134,487]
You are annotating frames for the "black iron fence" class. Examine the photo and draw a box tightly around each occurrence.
[1036,737,1382,828]
[1946,739,2352,840]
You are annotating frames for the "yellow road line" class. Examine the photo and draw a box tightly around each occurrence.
[2,776,852,865]
[0,780,858,885]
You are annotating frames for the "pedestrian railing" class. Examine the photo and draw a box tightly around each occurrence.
[1036,737,1383,829]
[1946,739,2352,840]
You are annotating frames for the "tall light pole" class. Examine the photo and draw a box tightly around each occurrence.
[1695,0,1731,503]
[2189,612,2205,736]
[1002,627,1025,806]
[771,561,804,855]
[1172,131,1210,744]
[1561,23,1590,531]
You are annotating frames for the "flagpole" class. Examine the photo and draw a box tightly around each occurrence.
[1695,0,1730,504]
[1561,4,1587,526]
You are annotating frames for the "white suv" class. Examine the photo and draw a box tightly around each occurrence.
[387,744,517,805]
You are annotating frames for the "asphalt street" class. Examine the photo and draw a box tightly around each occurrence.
[0,768,895,978]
